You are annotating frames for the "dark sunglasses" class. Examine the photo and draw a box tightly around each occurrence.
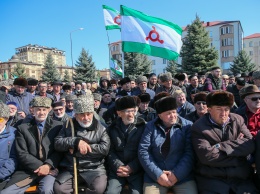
[249,97,260,102]
[196,101,206,105]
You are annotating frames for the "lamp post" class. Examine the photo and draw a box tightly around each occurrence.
[70,28,84,76]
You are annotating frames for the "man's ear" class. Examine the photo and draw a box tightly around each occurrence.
[117,111,122,118]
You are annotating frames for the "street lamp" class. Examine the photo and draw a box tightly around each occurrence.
[70,28,84,74]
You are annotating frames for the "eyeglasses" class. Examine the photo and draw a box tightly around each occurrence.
[53,108,64,112]
[123,109,136,114]
[196,101,206,105]
[248,97,260,102]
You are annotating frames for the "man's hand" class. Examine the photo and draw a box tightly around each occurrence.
[34,164,51,176]
[238,132,244,139]
[17,111,26,118]
[116,165,132,177]
[164,170,178,185]
[157,172,172,187]
[78,140,92,155]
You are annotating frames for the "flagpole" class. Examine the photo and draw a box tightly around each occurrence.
[121,51,124,78]
[106,30,114,79]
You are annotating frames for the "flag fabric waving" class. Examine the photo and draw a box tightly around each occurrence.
[120,5,183,60]
[109,58,123,76]
[102,5,121,30]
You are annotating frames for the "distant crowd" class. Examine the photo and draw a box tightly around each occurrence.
[1,66,260,194]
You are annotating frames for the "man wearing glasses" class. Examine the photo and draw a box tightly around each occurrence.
[51,101,69,123]
[106,96,146,194]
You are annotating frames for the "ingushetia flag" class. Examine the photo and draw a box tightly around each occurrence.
[120,5,183,60]
[110,58,123,76]
[102,5,121,30]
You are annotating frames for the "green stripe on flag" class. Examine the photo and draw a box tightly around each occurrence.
[106,25,121,30]
[103,5,119,13]
[122,41,179,60]
[120,5,182,35]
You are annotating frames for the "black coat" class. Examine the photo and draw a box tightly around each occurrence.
[107,117,146,175]
[6,116,63,187]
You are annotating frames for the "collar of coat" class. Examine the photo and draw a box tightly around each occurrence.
[155,116,183,130]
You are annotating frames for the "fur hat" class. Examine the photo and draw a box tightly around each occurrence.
[155,96,177,114]
[13,77,27,87]
[138,93,151,103]
[51,81,63,86]
[65,94,77,101]
[174,73,186,81]
[119,77,131,86]
[211,66,221,71]
[153,92,170,104]
[115,96,137,111]
[62,84,72,91]
[206,90,234,108]
[136,76,148,84]
[193,92,208,103]
[93,93,102,101]
[236,78,246,86]
[252,71,260,80]
[239,84,260,99]
[74,94,94,113]
[51,101,65,108]
[32,97,52,108]
[0,102,10,118]
[159,72,172,82]
[27,78,38,86]
[75,81,82,86]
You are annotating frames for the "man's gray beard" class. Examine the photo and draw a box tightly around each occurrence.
[34,114,48,122]
[54,112,65,118]
[77,120,92,128]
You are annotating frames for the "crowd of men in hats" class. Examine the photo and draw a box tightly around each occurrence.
[2,66,260,194]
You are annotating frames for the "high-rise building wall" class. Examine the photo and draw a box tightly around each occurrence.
[243,33,260,70]
[15,44,66,66]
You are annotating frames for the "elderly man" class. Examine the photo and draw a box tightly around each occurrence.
[6,101,23,128]
[227,77,246,108]
[65,94,77,118]
[36,81,54,100]
[147,73,160,92]
[203,66,226,92]
[137,93,156,122]
[2,97,63,194]
[117,77,135,97]
[138,96,197,194]
[54,95,110,194]
[185,92,208,123]
[155,72,181,95]
[174,90,195,118]
[105,96,146,194]
[186,74,204,103]
[51,81,63,102]
[27,78,38,97]
[0,103,17,190]
[192,90,258,193]
[51,101,69,123]
[235,84,260,137]
[252,71,260,89]
[133,75,155,100]
[6,77,34,118]
[74,81,86,96]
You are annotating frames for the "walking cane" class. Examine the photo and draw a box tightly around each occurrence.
[67,118,78,194]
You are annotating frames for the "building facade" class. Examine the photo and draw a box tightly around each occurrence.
[243,33,260,70]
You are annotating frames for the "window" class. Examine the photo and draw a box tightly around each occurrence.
[222,50,233,58]
[152,60,156,66]
[163,59,167,64]
[32,70,35,73]
[221,38,233,46]
[249,51,253,56]
[209,31,213,37]
[249,41,253,47]
[220,26,233,35]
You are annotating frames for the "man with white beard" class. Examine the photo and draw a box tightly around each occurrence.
[54,94,110,194]
[51,101,69,123]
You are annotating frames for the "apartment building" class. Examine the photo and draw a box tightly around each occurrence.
[243,33,260,70]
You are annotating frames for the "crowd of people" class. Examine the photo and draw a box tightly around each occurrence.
[1,66,260,194]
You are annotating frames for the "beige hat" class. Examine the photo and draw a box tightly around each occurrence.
[74,94,94,113]
[32,97,52,108]
[0,102,10,118]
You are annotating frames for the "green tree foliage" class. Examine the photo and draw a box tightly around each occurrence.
[41,53,61,82]
[73,48,96,82]
[166,60,182,75]
[12,63,27,78]
[123,52,152,78]
[180,15,219,74]
[229,50,255,74]
[63,70,70,83]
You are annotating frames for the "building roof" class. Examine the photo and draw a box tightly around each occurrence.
[182,20,241,31]
[244,33,260,39]
[15,44,65,52]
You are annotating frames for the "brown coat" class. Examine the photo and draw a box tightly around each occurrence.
[191,113,255,191]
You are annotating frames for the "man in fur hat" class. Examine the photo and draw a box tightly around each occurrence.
[191,90,258,193]
[54,94,110,194]
[1,97,63,194]
[105,96,146,194]
[6,77,34,117]
[138,96,197,194]
[27,78,38,97]
[116,77,135,97]
[137,93,156,122]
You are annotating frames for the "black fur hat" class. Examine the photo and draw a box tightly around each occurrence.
[119,77,131,86]
[115,96,137,111]
[206,90,234,108]
[193,92,208,103]
[13,77,27,87]
[27,78,38,86]
[62,84,72,91]
[174,73,186,81]
[155,96,177,114]
[138,93,151,103]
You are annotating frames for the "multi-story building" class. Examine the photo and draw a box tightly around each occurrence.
[243,33,260,70]
[15,44,66,66]
[180,21,243,72]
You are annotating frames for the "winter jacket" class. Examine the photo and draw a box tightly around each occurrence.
[203,73,226,92]
[132,87,155,100]
[138,116,194,184]
[138,107,157,122]
[177,101,196,118]
[155,85,181,95]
